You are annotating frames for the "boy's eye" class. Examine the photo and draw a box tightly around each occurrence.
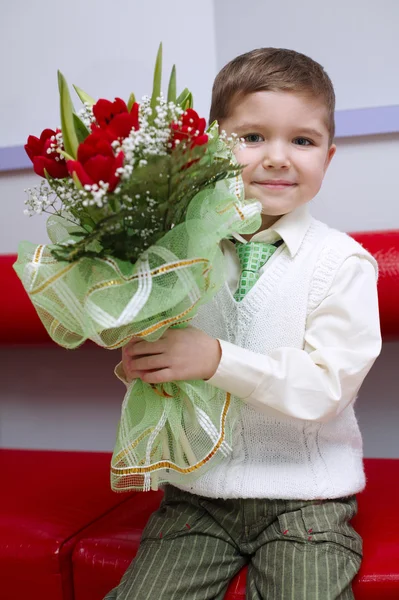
[293,137,313,146]
[243,133,264,143]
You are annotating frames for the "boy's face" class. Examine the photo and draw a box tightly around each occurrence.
[220,91,336,229]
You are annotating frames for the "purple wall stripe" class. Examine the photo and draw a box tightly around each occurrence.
[0,144,31,172]
[335,105,399,138]
[1,105,398,173]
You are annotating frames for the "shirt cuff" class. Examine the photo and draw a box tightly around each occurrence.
[206,339,265,399]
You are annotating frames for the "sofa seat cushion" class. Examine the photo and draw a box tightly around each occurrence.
[0,449,132,600]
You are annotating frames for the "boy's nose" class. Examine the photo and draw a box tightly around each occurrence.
[261,144,290,169]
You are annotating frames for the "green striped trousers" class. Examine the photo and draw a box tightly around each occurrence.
[104,485,362,600]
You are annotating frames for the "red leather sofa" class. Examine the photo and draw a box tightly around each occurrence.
[1,230,399,600]
[0,450,133,600]
[1,451,398,600]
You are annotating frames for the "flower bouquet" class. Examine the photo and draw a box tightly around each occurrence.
[14,45,261,491]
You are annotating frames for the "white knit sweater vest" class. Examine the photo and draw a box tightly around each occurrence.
[175,218,377,500]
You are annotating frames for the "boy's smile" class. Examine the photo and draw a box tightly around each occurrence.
[220,91,336,229]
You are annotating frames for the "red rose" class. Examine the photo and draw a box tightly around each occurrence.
[67,129,124,192]
[92,97,140,141]
[170,109,208,150]
[93,97,128,128]
[25,128,68,179]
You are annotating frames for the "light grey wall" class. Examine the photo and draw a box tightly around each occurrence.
[310,134,399,233]
[0,346,121,451]
[1,0,217,147]
[355,343,399,458]
[213,0,399,111]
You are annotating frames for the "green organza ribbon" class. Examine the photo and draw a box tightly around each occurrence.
[14,175,261,491]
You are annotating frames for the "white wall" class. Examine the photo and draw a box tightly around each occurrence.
[311,134,399,232]
[214,0,399,111]
[1,0,398,457]
[0,346,122,451]
[1,0,216,147]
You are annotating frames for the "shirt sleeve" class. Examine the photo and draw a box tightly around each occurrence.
[206,256,382,422]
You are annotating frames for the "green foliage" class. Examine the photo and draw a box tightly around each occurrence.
[58,71,79,159]
[72,113,90,143]
[50,48,239,266]
[167,65,177,103]
[50,144,242,264]
[149,43,163,124]
[176,88,191,108]
[73,85,95,106]
[127,92,136,111]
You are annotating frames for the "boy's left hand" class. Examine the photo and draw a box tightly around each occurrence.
[122,326,222,384]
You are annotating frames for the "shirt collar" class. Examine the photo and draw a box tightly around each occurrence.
[232,204,311,257]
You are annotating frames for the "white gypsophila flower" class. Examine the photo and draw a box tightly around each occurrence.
[23,175,94,217]
[78,103,95,128]
[112,140,122,152]
[219,129,241,150]
[23,181,55,216]
[81,181,109,208]
[52,178,84,210]
[44,130,66,163]
[116,163,134,180]
[121,95,184,167]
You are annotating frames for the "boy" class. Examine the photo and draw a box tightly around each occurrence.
[106,48,381,599]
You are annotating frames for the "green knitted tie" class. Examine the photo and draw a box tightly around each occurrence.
[234,241,279,302]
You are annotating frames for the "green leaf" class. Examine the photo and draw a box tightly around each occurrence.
[73,84,95,106]
[58,71,79,159]
[167,65,176,103]
[78,215,95,232]
[150,43,163,122]
[176,87,190,106]
[68,230,87,237]
[207,120,219,134]
[73,113,90,143]
[43,167,52,182]
[183,92,193,110]
[58,149,75,162]
[72,171,84,190]
[204,120,220,154]
[127,92,136,112]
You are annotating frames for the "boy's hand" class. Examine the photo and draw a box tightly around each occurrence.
[121,327,222,384]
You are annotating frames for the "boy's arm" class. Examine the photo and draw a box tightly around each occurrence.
[207,256,381,422]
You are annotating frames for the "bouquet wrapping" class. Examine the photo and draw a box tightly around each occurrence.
[14,45,261,491]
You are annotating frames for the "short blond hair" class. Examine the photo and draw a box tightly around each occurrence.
[210,48,336,144]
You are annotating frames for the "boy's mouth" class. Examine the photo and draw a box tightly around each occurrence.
[254,180,297,189]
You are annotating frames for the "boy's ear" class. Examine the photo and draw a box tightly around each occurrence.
[324,144,336,173]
